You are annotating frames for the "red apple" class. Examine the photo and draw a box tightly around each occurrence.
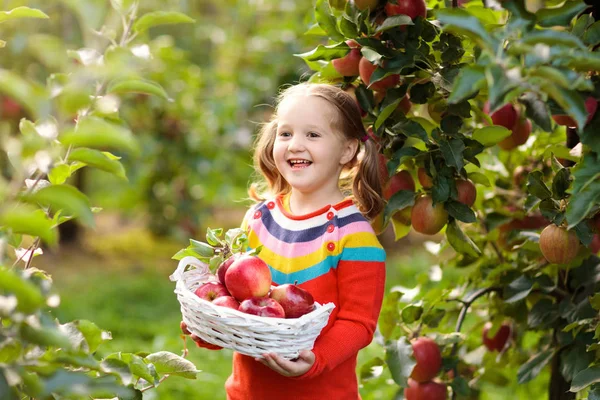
[359,57,400,92]
[539,224,580,264]
[456,179,476,207]
[212,296,240,310]
[410,337,442,382]
[397,95,412,115]
[217,253,242,285]
[332,41,362,77]
[482,322,512,352]
[498,117,531,150]
[224,255,272,301]
[269,283,315,318]
[405,378,447,400]
[384,170,415,200]
[378,153,390,187]
[239,296,285,318]
[411,195,448,235]
[385,0,427,20]
[483,102,518,130]
[354,0,380,11]
[552,96,598,127]
[417,167,433,189]
[392,206,412,225]
[194,282,230,302]
[1,96,22,119]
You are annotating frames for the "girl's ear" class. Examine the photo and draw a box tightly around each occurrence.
[340,138,359,165]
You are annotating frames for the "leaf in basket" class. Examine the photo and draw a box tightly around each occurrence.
[206,227,224,246]
[247,245,263,257]
[189,239,215,257]
[144,351,200,379]
[209,254,224,273]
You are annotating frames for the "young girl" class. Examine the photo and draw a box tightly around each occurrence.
[184,83,387,399]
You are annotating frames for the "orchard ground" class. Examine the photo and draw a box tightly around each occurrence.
[38,211,548,399]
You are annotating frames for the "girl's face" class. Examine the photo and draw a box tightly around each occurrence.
[273,94,357,199]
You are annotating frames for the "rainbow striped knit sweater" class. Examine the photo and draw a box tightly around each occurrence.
[225,195,386,400]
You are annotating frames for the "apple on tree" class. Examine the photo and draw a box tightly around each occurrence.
[410,337,442,382]
[353,0,380,11]
[332,40,361,77]
[455,179,476,207]
[482,102,531,150]
[482,321,512,352]
[552,96,597,127]
[384,170,415,200]
[405,378,447,400]
[195,281,230,302]
[269,283,315,318]
[385,0,427,20]
[239,296,285,318]
[417,167,433,189]
[411,195,448,235]
[224,255,272,301]
[538,224,580,264]
[358,57,400,92]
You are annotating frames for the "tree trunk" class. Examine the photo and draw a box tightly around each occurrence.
[549,350,575,400]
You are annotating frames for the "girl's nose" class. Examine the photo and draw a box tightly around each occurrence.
[287,134,306,152]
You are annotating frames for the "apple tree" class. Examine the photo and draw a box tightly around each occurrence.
[0,2,203,398]
[299,0,600,398]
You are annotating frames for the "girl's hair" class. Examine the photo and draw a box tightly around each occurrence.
[249,83,384,220]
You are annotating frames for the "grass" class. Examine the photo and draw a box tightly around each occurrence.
[38,223,548,399]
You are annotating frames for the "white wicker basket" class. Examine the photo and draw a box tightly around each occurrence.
[170,256,335,360]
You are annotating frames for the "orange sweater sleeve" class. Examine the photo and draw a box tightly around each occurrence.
[296,256,386,379]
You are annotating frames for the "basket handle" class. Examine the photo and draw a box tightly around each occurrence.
[169,256,209,282]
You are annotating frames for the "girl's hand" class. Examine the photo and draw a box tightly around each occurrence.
[180,321,222,350]
[256,350,315,377]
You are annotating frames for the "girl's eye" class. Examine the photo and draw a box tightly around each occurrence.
[278,132,291,137]
[308,132,320,138]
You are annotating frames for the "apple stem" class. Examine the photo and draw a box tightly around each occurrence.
[294,280,298,286]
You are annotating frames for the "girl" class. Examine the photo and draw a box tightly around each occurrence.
[185,83,387,399]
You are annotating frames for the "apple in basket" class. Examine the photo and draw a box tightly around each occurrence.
[224,255,272,301]
[239,296,285,318]
[212,296,240,310]
[195,282,230,301]
[216,253,242,285]
[269,283,315,318]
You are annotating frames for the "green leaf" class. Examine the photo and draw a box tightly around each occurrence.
[189,239,215,257]
[439,138,465,171]
[106,353,158,385]
[591,293,600,311]
[401,305,423,324]
[551,168,571,200]
[72,320,111,353]
[445,200,476,223]
[68,148,127,180]
[521,30,586,50]
[472,126,511,147]
[571,365,600,392]
[391,119,428,142]
[384,190,415,222]
[446,220,481,257]
[0,7,49,23]
[60,117,141,156]
[339,16,358,38]
[22,184,94,227]
[315,0,344,41]
[0,204,57,245]
[467,172,490,187]
[379,290,403,339]
[107,79,170,101]
[584,21,600,47]
[526,171,552,201]
[375,15,413,32]
[520,92,552,132]
[48,164,72,185]
[0,266,45,314]
[360,357,385,381]
[0,69,48,119]
[447,65,486,104]
[145,351,199,379]
[536,1,587,28]
[566,181,600,229]
[504,275,533,303]
[561,343,594,382]
[375,98,401,130]
[385,337,415,387]
[133,11,195,33]
[295,42,349,62]
[436,9,498,53]
[517,349,554,384]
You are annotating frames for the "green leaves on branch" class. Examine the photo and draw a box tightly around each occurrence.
[107,79,170,101]
[22,184,95,227]
[60,117,141,156]
[0,7,48,23]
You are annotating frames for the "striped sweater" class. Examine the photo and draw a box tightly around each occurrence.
[225,195,386,400]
